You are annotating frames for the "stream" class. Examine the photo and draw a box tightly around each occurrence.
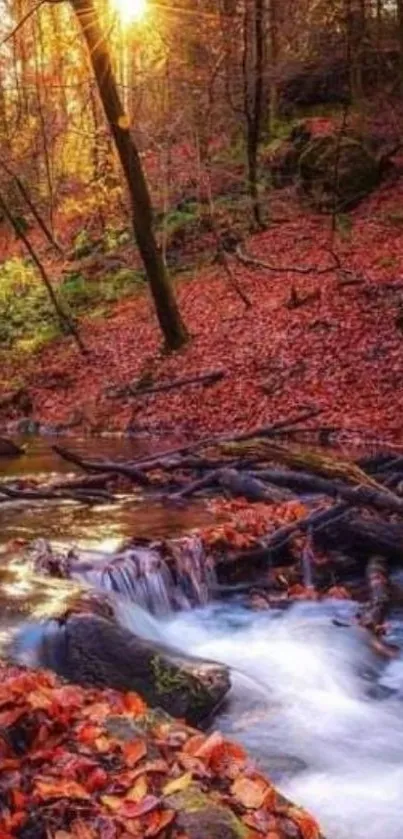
[2,438,403,839]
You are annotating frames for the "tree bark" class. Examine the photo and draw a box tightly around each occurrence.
[70,0,189,351]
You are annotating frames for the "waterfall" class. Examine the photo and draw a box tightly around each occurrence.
[67,536,215,616]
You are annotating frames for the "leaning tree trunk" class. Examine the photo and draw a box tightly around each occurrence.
[70,0,189,351]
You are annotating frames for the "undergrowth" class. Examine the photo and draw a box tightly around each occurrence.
[0,257,143,354]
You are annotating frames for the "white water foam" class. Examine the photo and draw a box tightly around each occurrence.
[161,600,403,839]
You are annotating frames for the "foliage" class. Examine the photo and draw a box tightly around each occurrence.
[0,662,323,839]
[0,258,59,352]
[0,258,144,353]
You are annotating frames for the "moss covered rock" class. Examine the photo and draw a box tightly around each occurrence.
[298,134,381,211]
[11,613,230,726]
[167,785,247,839]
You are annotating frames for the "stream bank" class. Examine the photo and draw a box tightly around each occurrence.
[2,435,403,838]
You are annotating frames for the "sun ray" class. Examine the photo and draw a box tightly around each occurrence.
[112,0,147,24]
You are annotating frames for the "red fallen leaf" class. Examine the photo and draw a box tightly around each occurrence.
[123,693,148,716]
[11,790,26,810]
[123,740,147,768]
[0,707,26,728]
[27,688,54,711]
[209,740,247,779]
[52,686,85,711]
[76,723,103,744]
[144,808,175,837]
[181,734,206,756]
[130,760,169,779]
[286,808,321,839]
[34,778,90,801]
[82,702,112,723]
[193,731,224,761]
[85,767,108,792]
[242,810,278,833]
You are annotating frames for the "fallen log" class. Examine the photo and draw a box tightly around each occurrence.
[224,440,383,490]
[107,369,226,399]
[129,407,323,472]
[218,502,350,571]
[0,436,24,457]
[315,516,403,561]
[52,445,152,487]
[173,467,292,502]
[250,468,403,515]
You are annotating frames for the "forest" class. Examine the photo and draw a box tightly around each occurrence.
[1,2,403,839]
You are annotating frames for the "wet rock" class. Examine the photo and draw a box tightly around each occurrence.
[19,613,230,726]
[167,785,247,839]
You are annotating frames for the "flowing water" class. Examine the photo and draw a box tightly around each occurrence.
[2,439,403,839]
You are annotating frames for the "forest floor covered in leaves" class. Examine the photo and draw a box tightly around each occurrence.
[2,142,403,443]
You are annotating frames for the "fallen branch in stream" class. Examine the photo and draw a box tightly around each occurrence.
[128,407,323,472]
[0,483,113,504]
[52,445,152,487]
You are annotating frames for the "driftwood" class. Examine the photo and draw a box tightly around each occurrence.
[108,370,225,400]
[53,445,152,487]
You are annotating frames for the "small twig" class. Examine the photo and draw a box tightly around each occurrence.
[0,0,46,47]
[235,244,340,276]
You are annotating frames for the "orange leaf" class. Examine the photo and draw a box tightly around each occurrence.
[144,809,175,837]
[123,740,147,767]
[35,779,90,801]
[123,693,148,716]
[76,723,102,744]
[194,731,224,761]
[231,776,269,809]
[85,767,108,793]
[209,741,247,779]
[287,808,321,839]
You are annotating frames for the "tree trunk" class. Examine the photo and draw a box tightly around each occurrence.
[71,0,189,351]
[243,0,264,227]
[268,0,279,130]
[397,0,403,92]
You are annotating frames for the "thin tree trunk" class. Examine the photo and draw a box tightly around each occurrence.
[0,190,87,355]
[268,0,279,130]
[243,0,264,227]
[71,0,188,351]
[397,0,403,92]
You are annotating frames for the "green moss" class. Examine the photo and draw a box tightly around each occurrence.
[150,654,197,696]
[168,787,248,839]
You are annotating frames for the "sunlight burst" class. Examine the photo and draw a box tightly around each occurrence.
[113,0,147,24]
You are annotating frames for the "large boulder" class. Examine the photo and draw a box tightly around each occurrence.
[266,121,391,211]
[11,612,230,726]
[298,133,381,211]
